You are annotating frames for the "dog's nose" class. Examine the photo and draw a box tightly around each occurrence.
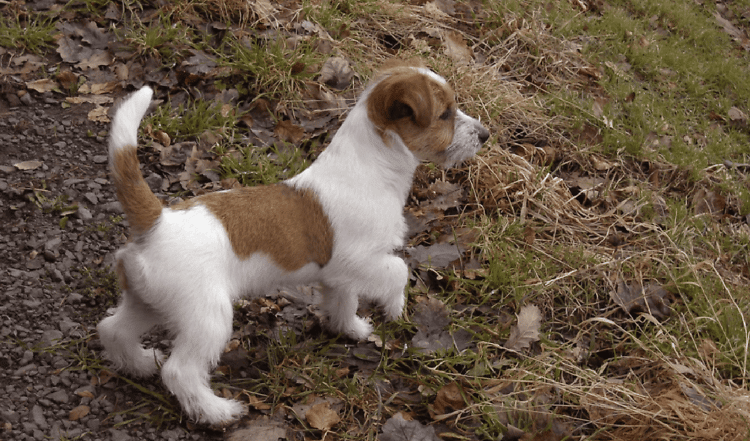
[478,126,490,144]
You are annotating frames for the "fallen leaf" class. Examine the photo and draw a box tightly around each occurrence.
[411,297,472,354]
[692,188,725,216]
[505,304,542,351]
[26,79,59,93]
[728,106,748,124]
[77,50,113,70]
[87,105,110,123]
[251,0,278,27]
[443,31,473,64]
[306,401,340,431]
[431,382,467,418]
[69,405,90,421]
[274,120,305,143]
[56,35,93,64]
[14,160,43,171]
[65,95,114,105]
[405,242,462,270]
[380,412,441,441]
[226,418,288,441]
[56,71,79,89]
[611,281,671,320]
[320,56,354,90]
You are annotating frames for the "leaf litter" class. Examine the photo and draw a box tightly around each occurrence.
[5,0,750,439]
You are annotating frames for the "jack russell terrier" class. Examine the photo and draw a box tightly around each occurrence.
[97,59,490,425]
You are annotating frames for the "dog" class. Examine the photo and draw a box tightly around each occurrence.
[97,59,490,425]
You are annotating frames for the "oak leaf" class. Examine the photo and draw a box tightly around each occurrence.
[505,305,542,351]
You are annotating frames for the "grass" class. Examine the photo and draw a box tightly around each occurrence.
[0,12,56,54]
[4,0,750,438]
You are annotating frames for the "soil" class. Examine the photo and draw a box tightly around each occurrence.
[0,89,213,440]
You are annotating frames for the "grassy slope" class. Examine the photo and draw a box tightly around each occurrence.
[4,0,750,438]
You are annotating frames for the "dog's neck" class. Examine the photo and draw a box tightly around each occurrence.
[311,93,421,203]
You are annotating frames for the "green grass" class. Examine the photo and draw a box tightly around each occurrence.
[0,12,56,54]
[145,98,238,142]
[7,0,745,437]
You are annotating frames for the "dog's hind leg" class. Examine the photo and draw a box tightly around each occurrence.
[97,289,165,377]
[160,287,246,425]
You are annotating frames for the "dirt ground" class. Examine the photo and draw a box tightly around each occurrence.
[0,87,220,440]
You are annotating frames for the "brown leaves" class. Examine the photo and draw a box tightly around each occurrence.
[380,413,441,441]
[411,297,472,354]
[611,281,672,320]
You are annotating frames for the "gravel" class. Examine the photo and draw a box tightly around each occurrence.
[0,90,220,440]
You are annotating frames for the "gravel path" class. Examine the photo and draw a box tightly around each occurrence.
[0,90,218,440]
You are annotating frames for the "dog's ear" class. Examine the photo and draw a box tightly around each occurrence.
[368,73,434,129]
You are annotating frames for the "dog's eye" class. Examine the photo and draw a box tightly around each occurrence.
[439,108,453,120]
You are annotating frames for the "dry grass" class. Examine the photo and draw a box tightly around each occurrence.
[55,0,750,438]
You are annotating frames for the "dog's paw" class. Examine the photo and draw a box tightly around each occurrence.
[193,397,247,426]
[381,293,405,321]
[328,315,373,341]
[123,348,165,377]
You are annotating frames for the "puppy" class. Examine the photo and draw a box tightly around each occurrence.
[97,60,490,425]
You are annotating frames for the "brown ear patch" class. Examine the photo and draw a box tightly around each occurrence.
[367,71,434,129]
[366,67,456,159]
[172,184,333,271]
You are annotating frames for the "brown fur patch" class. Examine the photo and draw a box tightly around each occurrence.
[111,146,163,235]
[366,66,455,161]
[173,184,333,271]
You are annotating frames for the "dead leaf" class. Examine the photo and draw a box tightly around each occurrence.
[77,50,113,70]
[87,105,110,123]
[80,82,118,95]
[69,405,90,421]
[56,71,79,89]
[251,0,278,27]
[411,297,472,354]
[26,79,59,93]
[443,31,473,64]
[611,281,671,319]
[56,35,93,64]
[319,56,354,90]
[380,412,441,441]
[306,401,340,431]
[692,188,725,216]
[14,160,43,171]
[405,242,462,270]
[505,304,542,351]
[431,382,467,418]
[226,418,288,441]
[154,130,171,147]
[728,106,748,125]
[274,120,304,144]
[75,389,94,399]
[65,95,114,105]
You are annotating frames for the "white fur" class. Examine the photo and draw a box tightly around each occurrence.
[97,68,489,425]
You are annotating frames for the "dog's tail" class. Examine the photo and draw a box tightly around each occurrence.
[108,86,162,236]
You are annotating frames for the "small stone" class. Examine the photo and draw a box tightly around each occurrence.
[46,389,69,404]
[84,192,98,205]
[31,405,47,430]
[91,155,108,164]
[41,329,63,346]
[77,206,92,221]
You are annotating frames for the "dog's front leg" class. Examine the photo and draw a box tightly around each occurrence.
[322,254,408,340]
[359,254,408,321]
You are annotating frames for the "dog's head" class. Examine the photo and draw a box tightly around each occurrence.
[367,60,489,167]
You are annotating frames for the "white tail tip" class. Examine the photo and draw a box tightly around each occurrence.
[109,87,154,152]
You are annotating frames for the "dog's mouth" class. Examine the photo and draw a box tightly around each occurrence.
[439,142,483,168]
